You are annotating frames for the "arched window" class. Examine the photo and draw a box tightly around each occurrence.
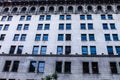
[78,6,83,11]
[4,8,9,12]
[39,7,45,12]
[21,7,27,12]
[12,7,18,13]
[87,6,92,11]
[97,6,102,11]
[107,6,112,11]
[49,6,54,12]
[30,7,36,12]
[59,6,64,12]
[117,6,120,11]
[68,6,73,12]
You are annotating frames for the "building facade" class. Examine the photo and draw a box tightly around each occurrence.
[0,0,120,80]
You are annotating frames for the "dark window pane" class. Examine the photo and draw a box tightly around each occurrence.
[107,46,114,55]
[9,46,16,54]
[110,62,118,74]
[17,46,23,54]
[3,61,11,72]
[29,61,37,72]
[92,62,99,74]
[66,34,71,41]
[83,62,89,73]
[56,61,62,73]
[11,61,20,72]
[65,46,71,55]
[64,62,71,73]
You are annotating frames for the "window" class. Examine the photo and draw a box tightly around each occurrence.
[66,34,71,41]
[17,24,22,30]
[11,61,19,72]
[81,34,87,41]
[59,24,64,30]
[81,23,86,30]
[7,16,13,21]
[107,46,114,55]
[46,15,51,20]
[112,34,119,41]
[57,46,63,55]
[90,46,96,55]
[35,34,41,41]
[58,34,64,41]
[110,62,118,74]
[0,25,3,30]
[103,23,108,30]
[65,46,71,55]
[26,15,31,21]
[82,46,88,55]
[20,16,25,21]
[55,61,62,73]
[115,46,120,55]
[92,62,99,74]
[80,15,85,20]
[38,61,45,73]
[66,24,71,30]
[40,46,47,55]
[23,24,29,30]
[108,15,113,20]
[20,34,26,41]
[16,46,23,54]
[89,34,95,41]
[0,34,6,41]
[110,23,116,29]
[83,62,89,73]
[13,34,19,41]
[88,23,93,30]
[39,15,44,20]
[105,34,111,41]
[9,46,16,54]
[87,15,92,20]
[101,15,106,20]
[64,62,71,73]
[66,15,71,20]
[44,24,50,30]
[60,15,64,20]
[29,61,37,72]
[3,24,9,30]
[3,61,11,72]
[32,46,39,54]
[43,34,48,41]
[1,16,7,21]
[37,24,43,30]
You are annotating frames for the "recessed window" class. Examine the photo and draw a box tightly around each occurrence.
[21,7,27,12]
[92,62,99,74]
[42,34,48,41]
[55,61,62,73]
[66,34,71,41]
[0,24,3,30]
[44,24,50,30]
[107,46,114,55]
[39,7,45,12]
[66,15,71,20]
[87,15,92,20]
[17,24,22,30]
[68,6,73,12]
[90,46,96,55]
[0,34,6,41]
[80,15,85,20]
[20,16,25,21]
[23,24,29,30]
[39,15,44,20]
[78,6,83,11]
[81,23,86,30]
[82,46,88,55]
[88,23,93,30]
[3,61,11,72]
[110,62,118,74]
[26,15,31,21]
[58,34,64,41]
[83,62,89,73]
[3,24,9,30]
[57,46,63,55]
[60,15,64,20]
[103,23,108,30]
[16,46,23,54]
[40,46,47,55]
[13,34,19,41]
[105,34,111,41]
[59,24,64,30]
[37,24,43,30]
[110,23,116,29]
[66,24,71,30]
[108,15,113,20]
[38,61,45,73]
[20,34,26,41]
[46,15,51,20]
[64,62,71,73]
[101,15,106,20]
[32,46,39,54]
[81,34,87,41]
[12,7,18,13]
[30,7,36,12]
[115,46,120,55]
[11,61,20,72]
[65,46,71,55]
[89,34,95,41]
[59,6,64,12]
[29,61,37,72]
[112,34,119,41]
[49,6,54,12]
[35,34,41,41]
[9,46,16,54]
[7,16,13,21]
[1,16,7,21]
